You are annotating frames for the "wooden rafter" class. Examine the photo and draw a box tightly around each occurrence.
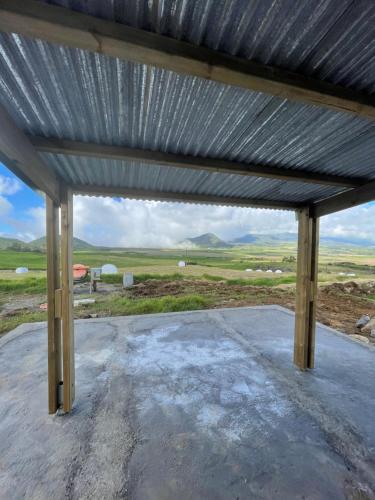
[0,104,60,202]
[312,179,375,217]
[1,0,375,119]
[30,136,361,189]
[72,184,301,210]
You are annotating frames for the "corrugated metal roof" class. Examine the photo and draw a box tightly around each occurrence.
[42,152,344,204]
[38,0,375,94]
[1,1,375,208]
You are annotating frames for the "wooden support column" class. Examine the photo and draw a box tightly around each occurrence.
[46,196,62,413]
[60,186,75,412]
[294,208,319,370]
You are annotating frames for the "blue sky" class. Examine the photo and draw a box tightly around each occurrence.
[1,162,374,247]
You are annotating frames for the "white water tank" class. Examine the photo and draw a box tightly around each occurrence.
[15,267,28,274]
[101,264,118,274]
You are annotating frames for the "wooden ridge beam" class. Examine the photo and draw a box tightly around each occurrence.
[312,179,375,217]
[1,0,375,119]
[30,136,361,188]
[71,184,300,210]
[0,105,60,202]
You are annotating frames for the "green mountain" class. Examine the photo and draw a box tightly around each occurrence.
[0,235,95,251]
[232,233,297,245]
[0,236,29,250]
[28,236,95,251]
[182,233,232,248]
[232,233,375,247]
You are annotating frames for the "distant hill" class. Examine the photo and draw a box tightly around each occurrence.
[0,235,95,251]
[232,233,297,245]
[232,233,375,247]
[0,236,29,250]
[182,233,232,248]
[181,231,375,249]
[28,236,95,251]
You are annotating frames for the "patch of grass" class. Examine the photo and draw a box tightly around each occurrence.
[134,273,185,283]
[79,294,211,317]
[225,276,296,286]
[0,250,47,270]
[0,277,46,295]
[0,311,47,336]
[100,272,186,285]
[100,273,123,284]
[202,273,226,281]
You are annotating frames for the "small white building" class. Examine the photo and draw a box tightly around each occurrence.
[101,264,118,274]
[15,267,28,274]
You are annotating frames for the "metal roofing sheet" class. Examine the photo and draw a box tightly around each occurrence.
[1,0,375,207]
[42,152,345,204]
[37,0,375,94]
[1,33,375,186]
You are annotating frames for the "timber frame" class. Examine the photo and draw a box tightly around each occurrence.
[46,188,75,414]
[294,209,319,370]
[2,0,375,119]
[30,136,361,189]
[1,0,375,413]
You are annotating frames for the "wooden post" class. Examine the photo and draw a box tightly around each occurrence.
[60,186,75,412]
[46,196,62,413]
[294,208,319,369]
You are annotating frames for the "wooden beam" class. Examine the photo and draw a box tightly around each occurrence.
[30,136,361,189]
[312,179,375,217]
[60,185,75,412]
[0,104,60,202]
[72,184,300,210]
[294,208,319,370]
[1,1,375,119]
[46,196,62,414]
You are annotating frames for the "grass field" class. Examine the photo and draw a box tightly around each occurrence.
[1,244,375,337]
[1,243,375,278]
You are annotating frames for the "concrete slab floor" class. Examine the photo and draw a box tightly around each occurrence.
[0,306,375,500]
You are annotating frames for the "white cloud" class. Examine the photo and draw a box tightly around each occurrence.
[2,192,375,247]
[0,205,46,242]
[320,204,375,242]
[0,195,12,217]
[71,196,297,247]
[70,197,375,247]
[0,175,22,196]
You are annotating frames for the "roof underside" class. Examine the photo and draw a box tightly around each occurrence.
[1,0,375,209]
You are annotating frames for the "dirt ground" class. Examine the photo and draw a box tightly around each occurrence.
[1,279,375,344]
[126,279,375,343]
